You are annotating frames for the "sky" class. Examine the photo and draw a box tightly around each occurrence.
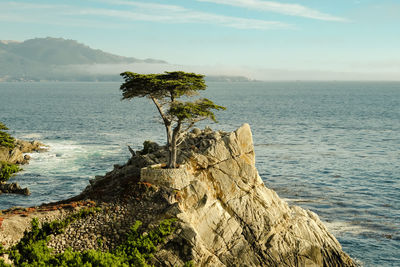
[1,0,399,80]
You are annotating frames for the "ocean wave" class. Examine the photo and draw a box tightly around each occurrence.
[18,133,43,139]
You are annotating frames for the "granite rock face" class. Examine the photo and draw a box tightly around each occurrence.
[142,124,355,266]
[0,125,355,266]
[80,124,355,266]
[0,139,46,165]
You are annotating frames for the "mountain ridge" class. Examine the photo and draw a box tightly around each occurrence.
[0,37,166,81]
[0,37,167,65]
[0,37,256,82]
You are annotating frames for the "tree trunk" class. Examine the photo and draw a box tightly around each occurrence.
[168,122,181,168]
[150,96,172,155]
[165,122,172,147]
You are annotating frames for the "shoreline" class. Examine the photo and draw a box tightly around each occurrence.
[0,125,356,266]
[0,139,48,196]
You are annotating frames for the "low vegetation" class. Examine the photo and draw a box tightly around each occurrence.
[0,207,178,267]
[0,122,15,150]
[0,122,22,183]
[0,162,21,183]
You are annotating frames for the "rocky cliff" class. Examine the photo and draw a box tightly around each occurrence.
[0,125,355,266]
[0,139,47,195]
[73,124,355,266]
[0,139,46,165]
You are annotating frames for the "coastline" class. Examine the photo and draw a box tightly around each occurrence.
[0,139,47,195]
[1,81,398,266]
[0,125,356,266]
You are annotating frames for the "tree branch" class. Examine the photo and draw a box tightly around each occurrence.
[127,145,136,156]
[151,96,170,125]
[182,121,197,133]
[176,136,186,147]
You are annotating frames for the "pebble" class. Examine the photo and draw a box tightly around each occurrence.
[46,200,159,253]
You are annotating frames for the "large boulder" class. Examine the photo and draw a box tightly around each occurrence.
[0,183,30,195]
[137,124,355,266]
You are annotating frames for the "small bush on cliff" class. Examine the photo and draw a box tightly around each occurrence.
[0,259,8,267]
[141,140,160,155]
[0,122,15,150]
[0,162,21,183]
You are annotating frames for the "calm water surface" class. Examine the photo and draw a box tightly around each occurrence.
[0,82,399,266]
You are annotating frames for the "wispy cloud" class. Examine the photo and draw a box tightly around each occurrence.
[0,2,125,29]
[79,8,291,30]
[197,0,348,22]
[0,1,292,31]
[91,0,292,30]
[97,0,188,12]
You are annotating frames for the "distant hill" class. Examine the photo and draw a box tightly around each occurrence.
[0,37,256,82]
[0,37,166,81]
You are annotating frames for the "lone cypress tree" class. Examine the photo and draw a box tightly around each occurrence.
[120,71,225,168]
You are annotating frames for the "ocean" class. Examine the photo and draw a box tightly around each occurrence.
[0,81,399,266]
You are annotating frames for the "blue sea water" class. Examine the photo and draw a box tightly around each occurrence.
[0,81,399,266]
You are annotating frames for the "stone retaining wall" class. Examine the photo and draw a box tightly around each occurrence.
[140,164,194,190]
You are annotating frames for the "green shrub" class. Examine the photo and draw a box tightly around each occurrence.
[4,207,177,267]
[7,207,101,266]
[0,122,15,150]
[0,259,9,267]
[183,261,195,267]
[52,248,128,266]
[141,140,159,155]
[0,244,5,257]
[0,162,21,182]
[114,218,176,266]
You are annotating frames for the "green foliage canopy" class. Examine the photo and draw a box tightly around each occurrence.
[120,71,206,100]
[120,71,225,168]
[0,162,21,183]
[0,122,8,131]
[169,98,226,123]
[0,122,15,150]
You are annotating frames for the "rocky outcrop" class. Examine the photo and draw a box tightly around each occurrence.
[0,139,46,195]
[0,183,30,196]
[0,125,355,266]
[75,124,355,266]
[0,139,47,165]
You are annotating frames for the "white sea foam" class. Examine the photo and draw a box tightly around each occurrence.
[24,140,124,176]
[25,143,82,174]
[282,198,315,203]
[324,221,371,236]
[19,133,43,139]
